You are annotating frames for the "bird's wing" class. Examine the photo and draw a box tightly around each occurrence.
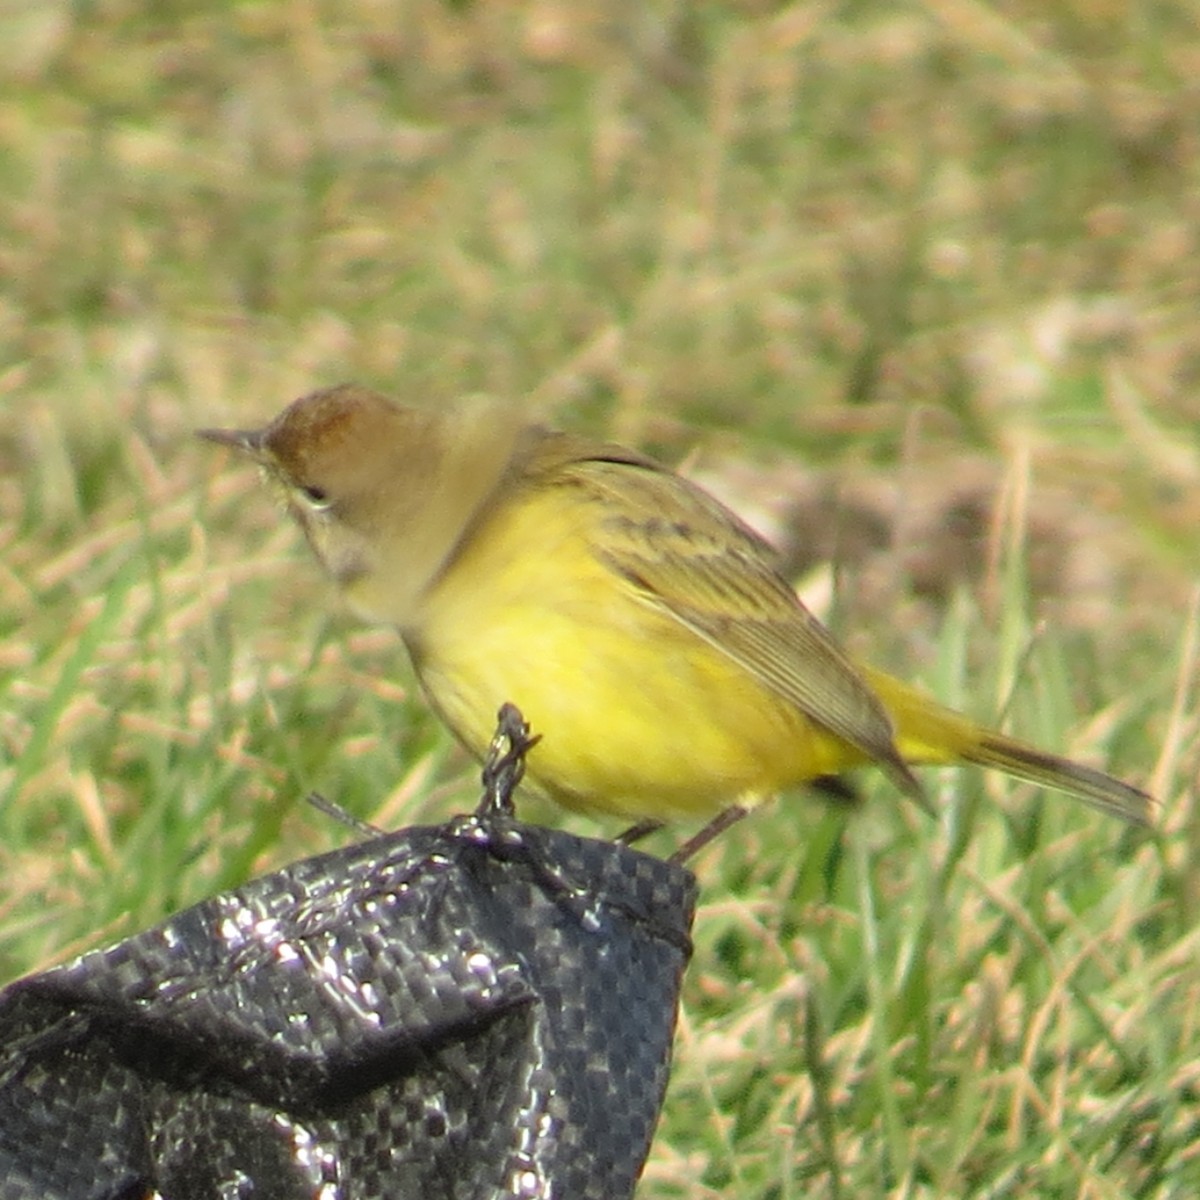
[540,449,924,801]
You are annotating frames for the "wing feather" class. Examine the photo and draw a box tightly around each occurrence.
[536,451,924,801]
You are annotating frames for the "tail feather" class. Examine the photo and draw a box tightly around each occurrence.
[862,666,1153,826]
[963,733,1153,825]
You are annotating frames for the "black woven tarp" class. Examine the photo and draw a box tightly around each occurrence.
[0,809,696,1199]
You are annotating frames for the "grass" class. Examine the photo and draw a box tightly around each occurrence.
[1,0,1199,1195]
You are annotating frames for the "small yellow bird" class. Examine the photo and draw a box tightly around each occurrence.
[200,384,1152,850]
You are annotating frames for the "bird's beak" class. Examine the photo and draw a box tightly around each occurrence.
[196,426,266,458]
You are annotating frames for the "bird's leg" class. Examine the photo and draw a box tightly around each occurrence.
[669,805,749,865]
[809,775,861,806]
[478,702,541,819]
[616,819,665,845]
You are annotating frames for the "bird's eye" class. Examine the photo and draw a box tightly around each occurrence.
[298,484,331,509]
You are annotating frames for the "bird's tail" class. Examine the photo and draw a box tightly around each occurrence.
[862,667,1153,826]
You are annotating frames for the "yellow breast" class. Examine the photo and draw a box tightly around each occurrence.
[404,481,857,821]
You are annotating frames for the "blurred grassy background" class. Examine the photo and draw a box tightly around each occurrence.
[2,0,1199,1194]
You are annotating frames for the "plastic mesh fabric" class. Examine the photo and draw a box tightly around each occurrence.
[0,816,696,1200]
